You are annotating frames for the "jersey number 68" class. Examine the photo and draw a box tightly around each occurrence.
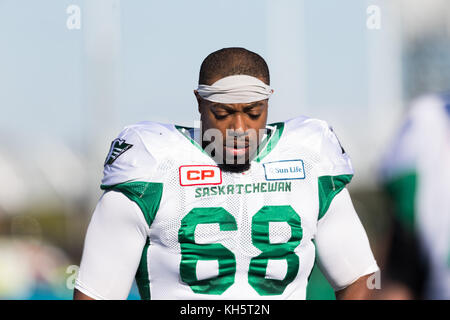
[178,205,303,296]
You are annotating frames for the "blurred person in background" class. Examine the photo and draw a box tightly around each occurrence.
[379,93,450,299]
[0,215,72,300]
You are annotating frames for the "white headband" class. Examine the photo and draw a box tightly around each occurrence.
[197,75,273,103]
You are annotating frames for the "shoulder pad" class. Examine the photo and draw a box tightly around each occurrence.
[101,122,170,187]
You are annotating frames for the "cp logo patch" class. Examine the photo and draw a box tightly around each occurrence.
[179,165,222,186]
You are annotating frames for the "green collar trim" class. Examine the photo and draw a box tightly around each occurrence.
[253,122,284,162]
[174,125,211,157]
[174,122,284,163]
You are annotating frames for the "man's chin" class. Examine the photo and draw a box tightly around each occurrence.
[218,149,257,173]
[218,162,251,173]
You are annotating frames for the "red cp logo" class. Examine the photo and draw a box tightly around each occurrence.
[179,165,222,186]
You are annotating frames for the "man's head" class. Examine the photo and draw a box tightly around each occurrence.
[194,47,271,172]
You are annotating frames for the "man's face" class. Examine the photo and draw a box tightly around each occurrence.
[195,91,269,171]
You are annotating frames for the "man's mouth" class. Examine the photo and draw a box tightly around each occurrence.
[224,145,249,156]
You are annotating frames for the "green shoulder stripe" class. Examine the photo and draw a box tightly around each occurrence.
[101,181,163,227]
[318,174,353,220]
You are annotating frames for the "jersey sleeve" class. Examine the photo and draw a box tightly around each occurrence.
[75,191,149,299]
[100,126,164,228]
[315,188,379,291]
[101,126,157,188]
[316,124,354,220]
[75,125,166,300]
[317,124,353,177]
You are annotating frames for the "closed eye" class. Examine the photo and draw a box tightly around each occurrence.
[211,106,234,119]
[214,113,229,120]
[248,113,261,120]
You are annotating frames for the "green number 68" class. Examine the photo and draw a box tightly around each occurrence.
[178,205,303,296]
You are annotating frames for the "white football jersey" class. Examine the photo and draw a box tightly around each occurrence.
[98,116,355,299]
[381,94,450,299]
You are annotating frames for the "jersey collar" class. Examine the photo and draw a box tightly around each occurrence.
[174,122,284,164]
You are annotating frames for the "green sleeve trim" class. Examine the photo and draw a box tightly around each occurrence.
[135,237,151,300]
[318,174,353,220]
[100,181,163,228]
[384,172,417,233]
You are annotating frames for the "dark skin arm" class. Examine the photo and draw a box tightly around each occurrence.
[335,274,374,300]
[73,289,95,300]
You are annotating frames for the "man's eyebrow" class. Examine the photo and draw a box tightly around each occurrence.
[210,104,236,112]
[210,102,264,112]
[243,102,264,112]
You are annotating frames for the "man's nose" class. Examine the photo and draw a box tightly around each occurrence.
[230,113,247,133]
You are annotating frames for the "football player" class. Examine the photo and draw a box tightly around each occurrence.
[74,48,378,300]
[379,93,450,299]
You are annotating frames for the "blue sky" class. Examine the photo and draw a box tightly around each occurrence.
[0,1,84,143]
[0,0,415,206]
[0,0,372,147]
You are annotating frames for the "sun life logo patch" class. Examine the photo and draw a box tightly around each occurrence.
[104,138,133,166]
[263,160,306,180]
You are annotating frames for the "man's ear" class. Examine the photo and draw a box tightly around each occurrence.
[194,90,202,113]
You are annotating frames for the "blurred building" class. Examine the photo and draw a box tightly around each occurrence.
[397,0,450,99]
